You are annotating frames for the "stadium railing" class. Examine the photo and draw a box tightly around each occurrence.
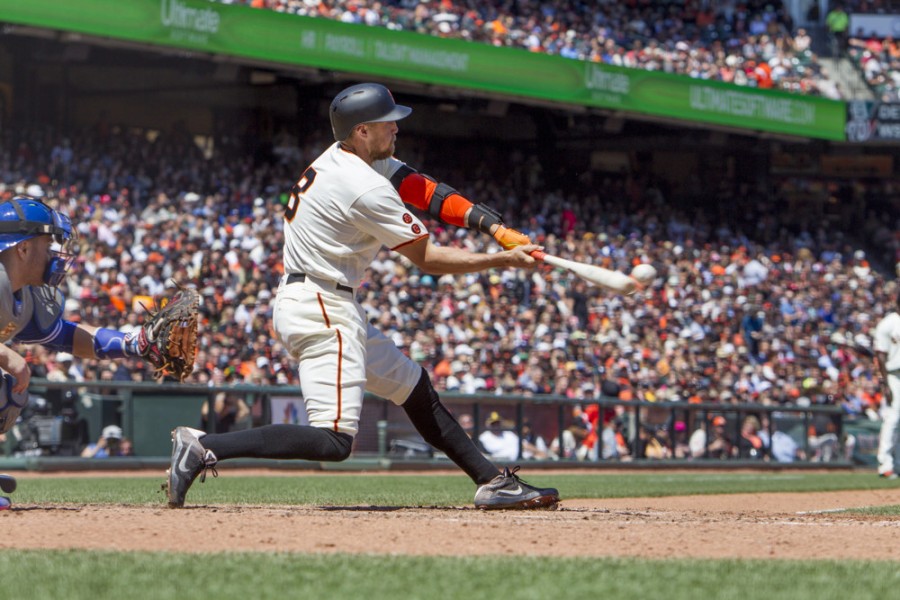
[0,379,856,471]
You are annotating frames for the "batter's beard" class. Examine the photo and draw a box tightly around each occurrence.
[370,141,395,161]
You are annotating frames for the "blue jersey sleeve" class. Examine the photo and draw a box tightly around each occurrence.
[14,315,77,351]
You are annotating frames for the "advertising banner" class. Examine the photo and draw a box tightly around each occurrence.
[846,100,900,142]
[0,0,846,140]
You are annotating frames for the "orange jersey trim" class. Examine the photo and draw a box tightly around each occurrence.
[316,293,331,328]
[391,233,430,251]
[334,328,343,432]
[316,293,344,431]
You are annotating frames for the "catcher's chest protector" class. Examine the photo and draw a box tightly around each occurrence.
[0,264,63,343]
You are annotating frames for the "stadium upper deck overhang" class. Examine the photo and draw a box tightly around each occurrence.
[0,0,849,144]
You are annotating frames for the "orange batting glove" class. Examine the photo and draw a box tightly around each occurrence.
[493,225,532,250]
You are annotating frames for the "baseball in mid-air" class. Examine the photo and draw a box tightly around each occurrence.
[630,263,657,286]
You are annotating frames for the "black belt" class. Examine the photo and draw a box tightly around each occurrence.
[287,273,353,294]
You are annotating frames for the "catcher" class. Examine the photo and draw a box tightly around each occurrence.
[0,196,198,509]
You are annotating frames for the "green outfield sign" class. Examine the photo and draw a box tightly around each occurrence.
[0,0,846,140]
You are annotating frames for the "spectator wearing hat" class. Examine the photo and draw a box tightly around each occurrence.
[81,425,133,458]
[46,352,76,382]
[478,411,520,462]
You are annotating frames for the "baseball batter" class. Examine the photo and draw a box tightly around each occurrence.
[0,196,171,508]
[874,291,900,479]
[166,83,559,510]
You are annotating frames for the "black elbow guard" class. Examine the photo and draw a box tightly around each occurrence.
[467,203,503,234]
[430,183,458,220]
[389,164,416,190]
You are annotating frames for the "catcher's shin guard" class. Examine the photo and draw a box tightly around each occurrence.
[0,473,16,510]
[0,474,16,494]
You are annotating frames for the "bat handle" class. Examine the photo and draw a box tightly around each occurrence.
[530,250,546,261]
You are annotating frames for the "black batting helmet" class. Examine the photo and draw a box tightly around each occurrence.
[329,83,412,141]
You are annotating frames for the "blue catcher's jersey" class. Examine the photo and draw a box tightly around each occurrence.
[0,262,64,344]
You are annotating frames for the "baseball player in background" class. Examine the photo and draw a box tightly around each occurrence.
[166,82,559,510]
[0,197,168,508]
[874,290,900,479]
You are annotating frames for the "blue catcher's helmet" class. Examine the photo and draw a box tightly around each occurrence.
[0,196,77,286]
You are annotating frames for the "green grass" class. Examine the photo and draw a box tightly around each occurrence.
[1,551,897,600]
[9,470,899,507]
[840,504,900,516]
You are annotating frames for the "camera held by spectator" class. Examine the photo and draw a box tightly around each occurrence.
[81,425,133,458]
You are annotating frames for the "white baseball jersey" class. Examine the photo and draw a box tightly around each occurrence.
[282,142,428,289]
[274,143,428,436]
[874,309,900,475]
[874,311,900,372]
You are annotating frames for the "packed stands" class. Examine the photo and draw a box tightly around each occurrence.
[218,0,843,97]
[1,125,895,432]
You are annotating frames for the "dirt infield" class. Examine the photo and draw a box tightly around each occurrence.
[3,471,900,560]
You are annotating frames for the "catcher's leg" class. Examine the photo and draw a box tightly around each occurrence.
[1,473,17,510]
[0,474,16,494]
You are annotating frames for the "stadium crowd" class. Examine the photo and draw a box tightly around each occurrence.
[1,123,897,443]
[219,0,846,97]
[848,32,900,101]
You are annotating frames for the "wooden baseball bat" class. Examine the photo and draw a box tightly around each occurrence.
[531,250,650,294]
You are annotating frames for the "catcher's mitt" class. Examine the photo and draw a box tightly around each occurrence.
[131,286,200,382]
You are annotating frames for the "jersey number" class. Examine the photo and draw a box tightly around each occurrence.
[285,167,317,222]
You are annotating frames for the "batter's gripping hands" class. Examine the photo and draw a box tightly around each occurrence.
[493,225,531,250]
[130,286,200,382]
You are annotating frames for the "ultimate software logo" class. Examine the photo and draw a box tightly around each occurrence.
[160,0,221,44]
